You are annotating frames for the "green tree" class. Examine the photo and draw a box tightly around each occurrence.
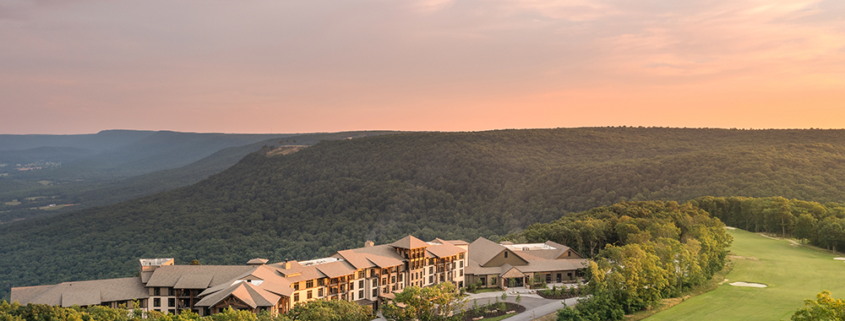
[795,214,817,244]
[792,291,845,321]
[382,283,466,321]
[286,299,368,321]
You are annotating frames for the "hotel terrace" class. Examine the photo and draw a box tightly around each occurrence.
[10,236,586,316]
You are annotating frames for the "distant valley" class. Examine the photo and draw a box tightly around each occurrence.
[0,130,397,223]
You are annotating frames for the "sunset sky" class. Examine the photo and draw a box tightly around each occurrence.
[1,0,843,134]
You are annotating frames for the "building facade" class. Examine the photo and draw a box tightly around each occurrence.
[10,235,585,316]
[10,235,468,316]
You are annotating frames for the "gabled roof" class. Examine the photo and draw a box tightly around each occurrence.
[315,261,356,278]
[426,241,465,258]
[12,277,149,307]
[146,265,253,289]
[173,274,214,289]
[247,258,269,265]
[341,244,404,268]
[391,235,428,249]
[196,265,292,308]
[446,240,470,246]
[468,237,506,266]
[334,250,375,270]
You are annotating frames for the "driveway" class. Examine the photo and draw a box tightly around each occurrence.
[372,289,581,320]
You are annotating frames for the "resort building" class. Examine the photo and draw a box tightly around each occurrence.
[10,235,585,316]
[464,237,587,289]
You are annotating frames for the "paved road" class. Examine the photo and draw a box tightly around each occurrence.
[502,297,579,321]
[372,289,582,321]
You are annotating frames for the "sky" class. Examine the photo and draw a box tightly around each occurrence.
[1,0,844,134]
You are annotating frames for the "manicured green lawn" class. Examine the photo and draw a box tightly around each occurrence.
[647,229,845,321]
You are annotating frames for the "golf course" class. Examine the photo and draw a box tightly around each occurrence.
[647,228,845,320]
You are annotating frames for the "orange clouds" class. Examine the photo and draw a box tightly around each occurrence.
[0,0,842,134]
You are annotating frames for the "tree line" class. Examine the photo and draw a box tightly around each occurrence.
[505,201,731,320]
[689,196,845,252]
[0,298,371,321]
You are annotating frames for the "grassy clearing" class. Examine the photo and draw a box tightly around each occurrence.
[24,196,46,201]
[646,229,845,321]
[37,180,52,185]
[4,200,20,206]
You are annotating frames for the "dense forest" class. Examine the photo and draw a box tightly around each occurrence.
[0,131,395,222]
[507,201,730,319]
[5,127,845,301]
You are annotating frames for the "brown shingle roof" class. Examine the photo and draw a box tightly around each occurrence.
[315,261,356,279]
[333,250,375,270]
[146,265,253,288]
[197,265,292,307]
[343,244,404,268]
[390,235,428,249]
[468,237,506,266]
[13,277,149,307]
[426,242,465,258]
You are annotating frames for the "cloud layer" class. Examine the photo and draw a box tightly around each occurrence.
[1,0,843,133]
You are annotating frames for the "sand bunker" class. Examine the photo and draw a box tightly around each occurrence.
[834,257,845,261]
[730,282,767,288]
[725,227,737,230]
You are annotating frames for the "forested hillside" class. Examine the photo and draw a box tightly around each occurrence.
[0,131,395,222]
[5,127,845,301]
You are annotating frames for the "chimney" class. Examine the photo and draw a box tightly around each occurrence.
[365,240,374,247]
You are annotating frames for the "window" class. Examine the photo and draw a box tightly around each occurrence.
[392,284,396,291]
[460,270,463,276]
[480,277,486,285]
[153,298,161,307]
[358,271,365,279]
[372,279,378,287]
[359,290,364,299]
[372,289,378,297]
[307,290,313,299]
[546,274,551,283]
[429,267,433,274]
[306,280,313,288]
[391,276,396,284]
[294,283,299,290]
[505,251,509,258]
[459,253,464,259]
[169,309,176,315]
[460,261,463,268]
[318,279,325,286]
[398,274,403,282]
[429,276,433,283]
[154,288,161,296]
[318,288,323,297]
[567,251,571,257]
[382,277,386,285]
[294,293,300,302]
[168,298,175,307]
[359,280,364,288]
